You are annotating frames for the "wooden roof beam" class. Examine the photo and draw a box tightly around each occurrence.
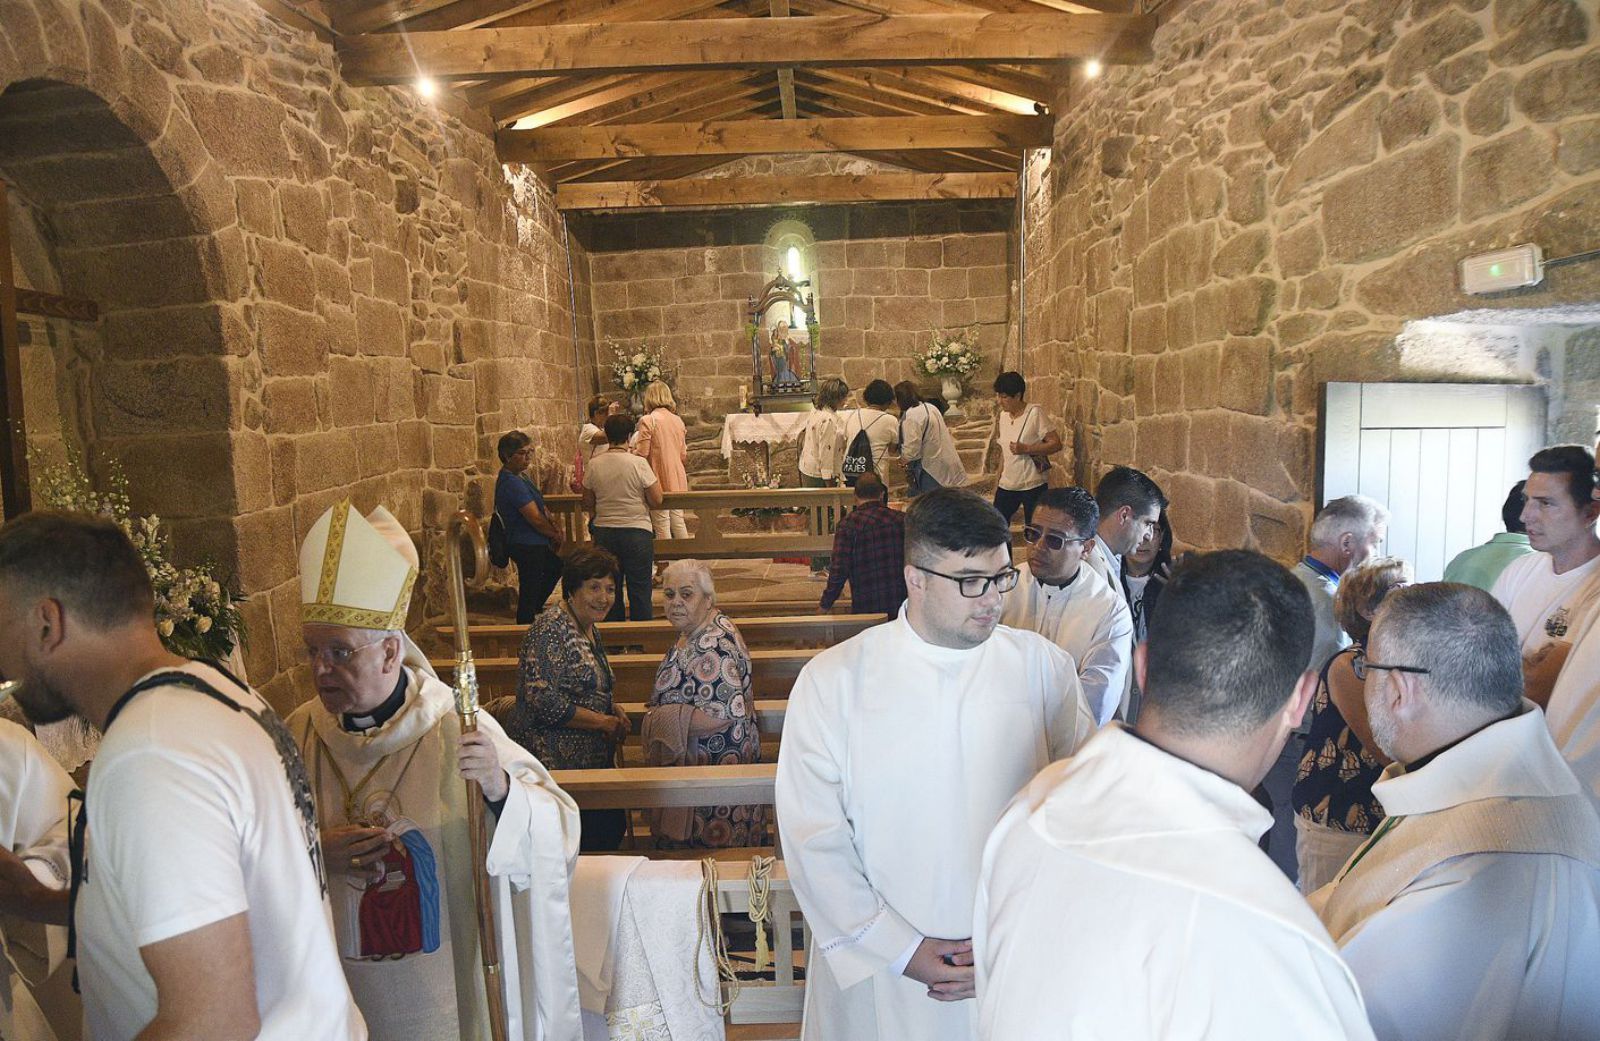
[499,113,1048,162]
[337,12,1157,85]
[555,171,1017,210]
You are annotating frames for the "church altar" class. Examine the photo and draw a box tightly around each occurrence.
[719,411,811,460]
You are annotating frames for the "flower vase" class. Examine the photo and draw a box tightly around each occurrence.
[940,376,966,417]
[628,387,645,414]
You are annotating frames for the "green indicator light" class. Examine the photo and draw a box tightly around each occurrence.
[1490,263,1503,277]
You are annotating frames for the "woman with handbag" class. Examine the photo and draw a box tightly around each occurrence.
[992,370,1063,525]
[495,431,565,623]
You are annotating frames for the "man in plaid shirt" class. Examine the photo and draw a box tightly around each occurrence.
[821,473,908,616]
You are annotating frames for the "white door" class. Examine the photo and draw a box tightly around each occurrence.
[1322,383,1547,581]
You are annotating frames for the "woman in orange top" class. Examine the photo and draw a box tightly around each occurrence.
[634,381,690,540]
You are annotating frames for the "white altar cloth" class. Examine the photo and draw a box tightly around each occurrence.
[719,412,811,459]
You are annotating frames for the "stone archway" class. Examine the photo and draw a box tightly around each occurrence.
[0,78,244,570]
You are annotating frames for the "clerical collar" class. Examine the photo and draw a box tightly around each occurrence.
[1300,555,1341,585]
[1038,567,1082,591]
[342,672,408,732]
[1402,708,1518,774]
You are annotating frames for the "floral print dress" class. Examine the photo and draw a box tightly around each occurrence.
[649,611,768,847]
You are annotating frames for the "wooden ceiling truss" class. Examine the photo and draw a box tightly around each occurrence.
[305,0,1155,208]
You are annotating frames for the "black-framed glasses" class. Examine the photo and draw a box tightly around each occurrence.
[1022,526,1092,553]
[1351,648,1431,682]
[915,565,1020,598]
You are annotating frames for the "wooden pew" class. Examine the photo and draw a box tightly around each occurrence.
[441,612,887,657]
[544,487,853,561]
[615,697,786,766]
[446,647,819,700]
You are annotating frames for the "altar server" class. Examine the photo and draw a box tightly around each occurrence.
[777,487,1094,1041]
[1313,583,1600,1041]
[1549,597,1600,809]
[977,550,1374,1041]
[287,500,584,1041]
[0,719,73,1041]
[1001,485,1133,724]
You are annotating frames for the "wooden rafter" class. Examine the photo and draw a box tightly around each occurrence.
[336,12,1157,84]
[499,113,1049,161]
[555,171,1017,209]
[770,0,798,120]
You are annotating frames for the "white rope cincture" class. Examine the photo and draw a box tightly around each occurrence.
[695,855,778,1013]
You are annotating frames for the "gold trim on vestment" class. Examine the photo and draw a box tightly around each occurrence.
[302,602,409,630]
[317,500,350,606]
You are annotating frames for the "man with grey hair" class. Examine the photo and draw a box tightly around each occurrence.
[1295,496,1389,675]
[1311,583,1600,1041]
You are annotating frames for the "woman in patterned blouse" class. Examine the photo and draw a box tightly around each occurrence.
[505,544,632,851]
[645,559,768,848]
[1291,555,1412,893]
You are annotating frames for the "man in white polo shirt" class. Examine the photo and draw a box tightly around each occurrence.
[1492,444,1600,706]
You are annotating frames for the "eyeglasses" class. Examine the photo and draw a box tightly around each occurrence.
[915,565,1020,598]
[301,638,388,666]
[1022,526,1092,553]
[1351,649,1431,682]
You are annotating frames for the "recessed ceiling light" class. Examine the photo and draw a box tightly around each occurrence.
[416,77,438,99]
[1084,59,1102,79]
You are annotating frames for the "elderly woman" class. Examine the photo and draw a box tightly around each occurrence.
[1290,555,1412,892]
[642,559,768,848]
[503,545,632,851]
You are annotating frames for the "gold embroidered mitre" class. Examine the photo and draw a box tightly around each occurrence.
[299,500,419,631]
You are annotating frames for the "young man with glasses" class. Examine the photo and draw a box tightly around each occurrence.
[1001,487,1134,725]
[1311,583,1600,1041]
[777,487,1094,1041]
[287,501,584,1041]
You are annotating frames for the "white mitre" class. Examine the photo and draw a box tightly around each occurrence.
[300,500,440,679]
[300,500,419,631]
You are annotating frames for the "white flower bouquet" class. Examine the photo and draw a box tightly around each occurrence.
[609,342,672,392]
[916,328,983,379]
[32,454,245,662]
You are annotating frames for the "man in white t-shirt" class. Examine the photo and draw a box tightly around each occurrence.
[991,371,1062,525]
[0,512,365,1041]
[583,413,664,621]
[839,379,899,487]
[1492,444,1600,707]
[1001,486,1133,725]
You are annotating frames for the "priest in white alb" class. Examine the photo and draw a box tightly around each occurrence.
[776,487,1094,1041]
[286,500,584,1041]
[1001,485,1133,724]
[977,551,1375,1041]
[0,718,74,1041]
[1312,583,1600,1041]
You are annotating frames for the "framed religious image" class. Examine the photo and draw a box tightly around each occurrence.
[747,271,819,414]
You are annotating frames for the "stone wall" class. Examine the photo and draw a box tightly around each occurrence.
[572,188,1017,427]
[1023,0,1600,558]
[0,0,583,709]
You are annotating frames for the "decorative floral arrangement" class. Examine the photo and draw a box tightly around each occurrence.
[915,327,983,380]
[32,453,245,662]
[609,342,673,393]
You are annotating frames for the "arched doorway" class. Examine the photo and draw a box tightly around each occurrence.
[0,79,242,572]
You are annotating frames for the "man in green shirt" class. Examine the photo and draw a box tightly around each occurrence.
[1443,481,1535,590]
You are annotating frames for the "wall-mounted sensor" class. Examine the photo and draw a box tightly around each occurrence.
[1459,245,1544,295]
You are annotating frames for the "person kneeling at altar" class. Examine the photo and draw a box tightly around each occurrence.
[643,559,769,848]
[286,499,585,1041]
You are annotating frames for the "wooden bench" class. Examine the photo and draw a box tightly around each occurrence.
[446,647,819,700]
[545,487,853,561]
[441,613,886,657]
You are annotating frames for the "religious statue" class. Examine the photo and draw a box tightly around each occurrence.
[769,320,802,387]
